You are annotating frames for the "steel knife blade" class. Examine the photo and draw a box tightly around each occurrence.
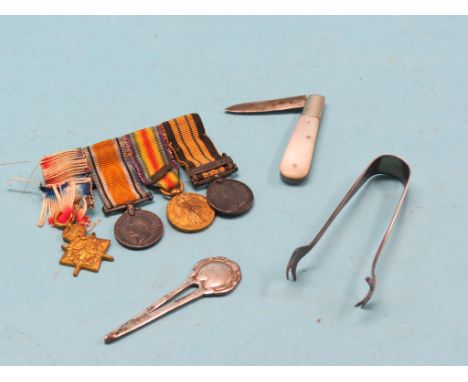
[225,95,308,113]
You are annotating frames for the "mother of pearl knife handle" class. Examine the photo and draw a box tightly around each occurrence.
[279,95,325,183]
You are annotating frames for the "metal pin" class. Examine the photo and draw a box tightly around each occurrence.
[104,257,241,344]
[286,154,411,308]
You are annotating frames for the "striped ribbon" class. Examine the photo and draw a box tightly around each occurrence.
[40,148,89,185]
[85,138,151,214]
[39,148,93,226]
[38,113,226,223]
[159,113,237,186]
[119,125,181,195]
[38,180,92,227]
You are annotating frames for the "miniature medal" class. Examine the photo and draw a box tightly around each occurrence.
[85,138,161,249]
[60,223,113,277]
[206,178,254,216]
[159,113,254,226]
[114,205,163,249]
[166,192,215,232]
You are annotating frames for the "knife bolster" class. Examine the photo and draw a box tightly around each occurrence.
[302,95,324,118]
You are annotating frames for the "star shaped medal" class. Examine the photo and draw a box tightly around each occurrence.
[60,223,113,277]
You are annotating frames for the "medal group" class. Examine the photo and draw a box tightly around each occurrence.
[39,113,253,277]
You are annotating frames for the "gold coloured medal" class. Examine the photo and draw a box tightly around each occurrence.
[60,223,113,277]
[166,192,215,232]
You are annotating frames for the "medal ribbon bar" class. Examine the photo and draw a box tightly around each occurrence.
[85,138,152,215]
[159,113,237,186]
[119,125,180,194]
[39,148,94,226]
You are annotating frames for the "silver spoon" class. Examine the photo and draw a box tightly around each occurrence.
[104,257,241,344]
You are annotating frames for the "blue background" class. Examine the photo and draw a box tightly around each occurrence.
[0,16,467,365]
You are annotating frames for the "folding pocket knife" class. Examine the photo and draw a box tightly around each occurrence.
[225,95,325,183]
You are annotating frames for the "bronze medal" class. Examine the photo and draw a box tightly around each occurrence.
[114,206,163,249]
[166,192,215,233]
[60,223,113,277]
[159,114,253,224]
[206,178,254,216]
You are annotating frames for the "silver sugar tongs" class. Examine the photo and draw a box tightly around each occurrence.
[286,154,411,308]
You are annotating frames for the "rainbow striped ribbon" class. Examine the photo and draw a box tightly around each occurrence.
[119,125,181,195]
